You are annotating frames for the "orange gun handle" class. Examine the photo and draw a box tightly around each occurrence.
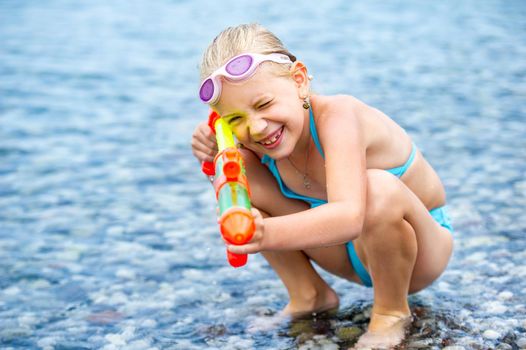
[208,111,221,131]
[201,111,221,176]
[226,250,248,268]
[202,160,215,176]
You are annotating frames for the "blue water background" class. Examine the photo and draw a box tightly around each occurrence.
[1,0,525,349]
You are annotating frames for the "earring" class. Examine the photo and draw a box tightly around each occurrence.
[302,96,310,110]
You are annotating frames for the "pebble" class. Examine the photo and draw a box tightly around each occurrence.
[288,320,314,337]
[517,337,526,348]
[30,279,52,289]
[107,226,125,235]
[298,336,339,350]
[352,313,367,323]
[335,326,362,341]
[37,337,57,348]
[3,286,21,296]
[496,344,513,350]
[55,249,81,261]
[116,268,137,280]
[108,292,129,305]
[407,339,433,348]
[86,310,124,325]
[443,347,466,350]
[0,327,32,340]
[484,301,508,314]
[127,339,152,350]
[498,291,514,300]
[141,319,157,328]
[18,313,39,327]
[105,333,126,346]
[482,329,501,340]
[221,335,255,349]
[438,281,451,290]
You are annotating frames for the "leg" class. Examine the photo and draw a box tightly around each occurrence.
[259,210,340,316]
[239,149,340,316]
[351,169,453,349]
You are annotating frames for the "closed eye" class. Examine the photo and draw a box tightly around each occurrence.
[258,100,272,109]
[227,116,242,124]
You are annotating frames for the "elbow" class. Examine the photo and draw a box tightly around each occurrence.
[347,215,364,242]
[333,202,365,243]
[352,215,364,240]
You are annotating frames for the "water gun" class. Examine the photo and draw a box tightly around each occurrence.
[201,111,255,268]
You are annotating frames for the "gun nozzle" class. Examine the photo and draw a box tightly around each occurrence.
[223,161,241,180]
[220,210,255,245]
[233,233,245,244]
[222,149,242,180]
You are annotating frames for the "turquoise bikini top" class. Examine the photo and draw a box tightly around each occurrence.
[260,108,416,208]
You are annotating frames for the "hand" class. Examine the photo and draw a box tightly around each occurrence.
[191,120,218,163]
[227,208,266,254]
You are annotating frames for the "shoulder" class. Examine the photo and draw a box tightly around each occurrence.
[311,95,366,141]
[311,94,363,113]
[311,94,368,126]
[312,95,396,148]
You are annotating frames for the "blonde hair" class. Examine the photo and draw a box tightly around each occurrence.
[199,23,297,82]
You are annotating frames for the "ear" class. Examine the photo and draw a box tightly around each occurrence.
[290,61,310,97]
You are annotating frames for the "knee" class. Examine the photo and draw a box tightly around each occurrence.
[363,169,405,231]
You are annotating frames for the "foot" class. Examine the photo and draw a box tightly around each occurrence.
[282,287,340,319]
[351,312,412,350]
[247,287,339,333]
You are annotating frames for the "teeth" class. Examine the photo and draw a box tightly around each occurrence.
[260,128,282,146]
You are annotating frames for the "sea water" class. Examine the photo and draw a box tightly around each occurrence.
[1,0,525,349]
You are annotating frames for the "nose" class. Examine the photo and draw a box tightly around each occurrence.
[248,114,268,137]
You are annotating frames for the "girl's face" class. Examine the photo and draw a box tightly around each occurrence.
[214,64,309,160]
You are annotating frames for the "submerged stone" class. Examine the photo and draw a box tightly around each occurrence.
[288,320,315,337]
[335,326,362,341]
[516,337,526,348]
[482,329,501,340]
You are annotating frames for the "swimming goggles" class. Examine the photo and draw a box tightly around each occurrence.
[199,53,293,105]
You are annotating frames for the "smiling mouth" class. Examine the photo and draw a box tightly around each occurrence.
[258,126,284,148]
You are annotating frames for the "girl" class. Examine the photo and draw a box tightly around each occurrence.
[191,23,453,349]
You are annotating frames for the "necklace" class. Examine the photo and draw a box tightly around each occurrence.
[288,141,311,190]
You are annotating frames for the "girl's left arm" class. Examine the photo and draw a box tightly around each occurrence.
[228,96,368,254]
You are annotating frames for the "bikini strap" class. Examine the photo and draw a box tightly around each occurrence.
[309,108,325,159]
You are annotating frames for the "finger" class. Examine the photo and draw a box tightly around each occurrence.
[205,127,218,144]
[191,137,217,155]
[198,124,218,147]
[192,142,216,159]
[193,152,214,163]
[194,123,216,143]
[227,243,260,255]
[201,129,218,149]
[192,149,215,163]
[193,132,217,152]
[250,208,265,228]
[251,207,262,219]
